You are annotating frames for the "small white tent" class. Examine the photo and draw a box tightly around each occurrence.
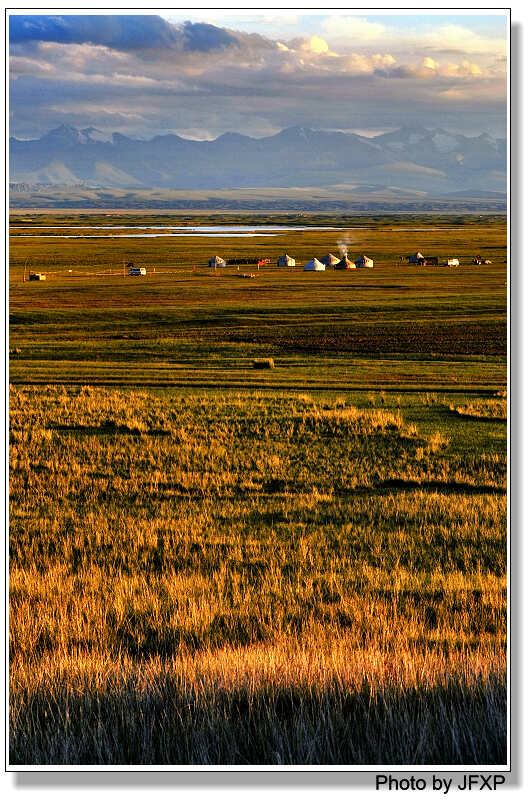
[208,255,226,268]
[303,258,326,272]
[321,253,340,267]
[277,253,296,267]
[355,254,374,268]
[444,258,459,267]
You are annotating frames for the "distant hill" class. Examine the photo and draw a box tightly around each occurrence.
[8,185,507,212]
[10,124,506,196]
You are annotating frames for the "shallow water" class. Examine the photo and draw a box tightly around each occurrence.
[9,224,342,237]
[10,224,481,238]
[11,232,283,238]
[11,224,337,230]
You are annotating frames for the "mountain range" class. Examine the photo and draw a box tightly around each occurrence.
[10,124,507,195]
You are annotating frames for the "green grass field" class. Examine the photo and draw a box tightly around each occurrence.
[9,214,507,765]
[10,214,506,391]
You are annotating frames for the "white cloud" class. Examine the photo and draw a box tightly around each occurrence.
[373,54,396,69]
[439,60,482,77]
[302,35,329,55]
[321,16,388,43]
[419,24,506,57]
[10,55,54,76]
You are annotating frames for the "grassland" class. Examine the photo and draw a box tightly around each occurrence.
[9,214,506,391]
[9,214,507,765]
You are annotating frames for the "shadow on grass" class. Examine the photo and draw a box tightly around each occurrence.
[10,675,506,766]
[445,410,506,423]
[378,479,506,495]
[50,422,170,437]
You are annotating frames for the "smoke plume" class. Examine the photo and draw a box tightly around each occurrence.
[337,233,352,257]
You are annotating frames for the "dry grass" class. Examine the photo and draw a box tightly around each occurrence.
[450,399,507,420]
[9,386,506,765]
[10,642,505,765]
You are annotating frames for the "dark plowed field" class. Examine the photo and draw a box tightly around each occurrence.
[227,322,506,356]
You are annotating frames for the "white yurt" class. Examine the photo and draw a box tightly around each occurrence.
[334,256,356,270]
[277,253,296,267]
[321,253,340,267]
[355,254,374,268]
[208,255,226,268]
[303,258,326,271]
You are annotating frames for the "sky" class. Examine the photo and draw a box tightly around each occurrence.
[9,11,508,141]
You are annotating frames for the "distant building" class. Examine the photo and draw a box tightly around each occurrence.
[408,252,424,264]
[208,255,226,268]
[320,253,340,267]
[29,272,46,281]
[354,255,374,268]
[444,258,460,267]
[129,266,146,276]
[334,256,356,270]
[277,253,296,267]
[303,258,326,271]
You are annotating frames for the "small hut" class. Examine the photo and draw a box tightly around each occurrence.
[277,253,296,267]
[444,258,459,267]
[409,252,424,264]
[29,272,46,281]
[334,256,356,270]
[354,254,374,268]
[321,253,340,267]
[303,258,326,272]
[208,255,226,268]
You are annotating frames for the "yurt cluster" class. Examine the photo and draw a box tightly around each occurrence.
[208,253,374,271]
[300,253,374,271]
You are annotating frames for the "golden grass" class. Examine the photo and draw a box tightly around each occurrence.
[9,386,506,765]
[451,399,507,420]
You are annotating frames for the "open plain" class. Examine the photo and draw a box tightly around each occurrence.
[9,213,507,765]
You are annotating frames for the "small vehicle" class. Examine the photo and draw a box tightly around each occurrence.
[129,266,147,276]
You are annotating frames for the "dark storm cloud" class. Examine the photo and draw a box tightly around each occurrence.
[181,22,239,52]
[9,14,179,50]
[9,15,248,55]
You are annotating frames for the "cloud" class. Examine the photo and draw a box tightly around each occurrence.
[9,54,55,76]
[9,14,179,50]
[440,60,482,77]
[321,16,388,43]
[318,16,506,68]
[301,36,329,55]
[385,57,485,81]
[418,24,506,57]
[8,13,507,141]
[181,21,239,52]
